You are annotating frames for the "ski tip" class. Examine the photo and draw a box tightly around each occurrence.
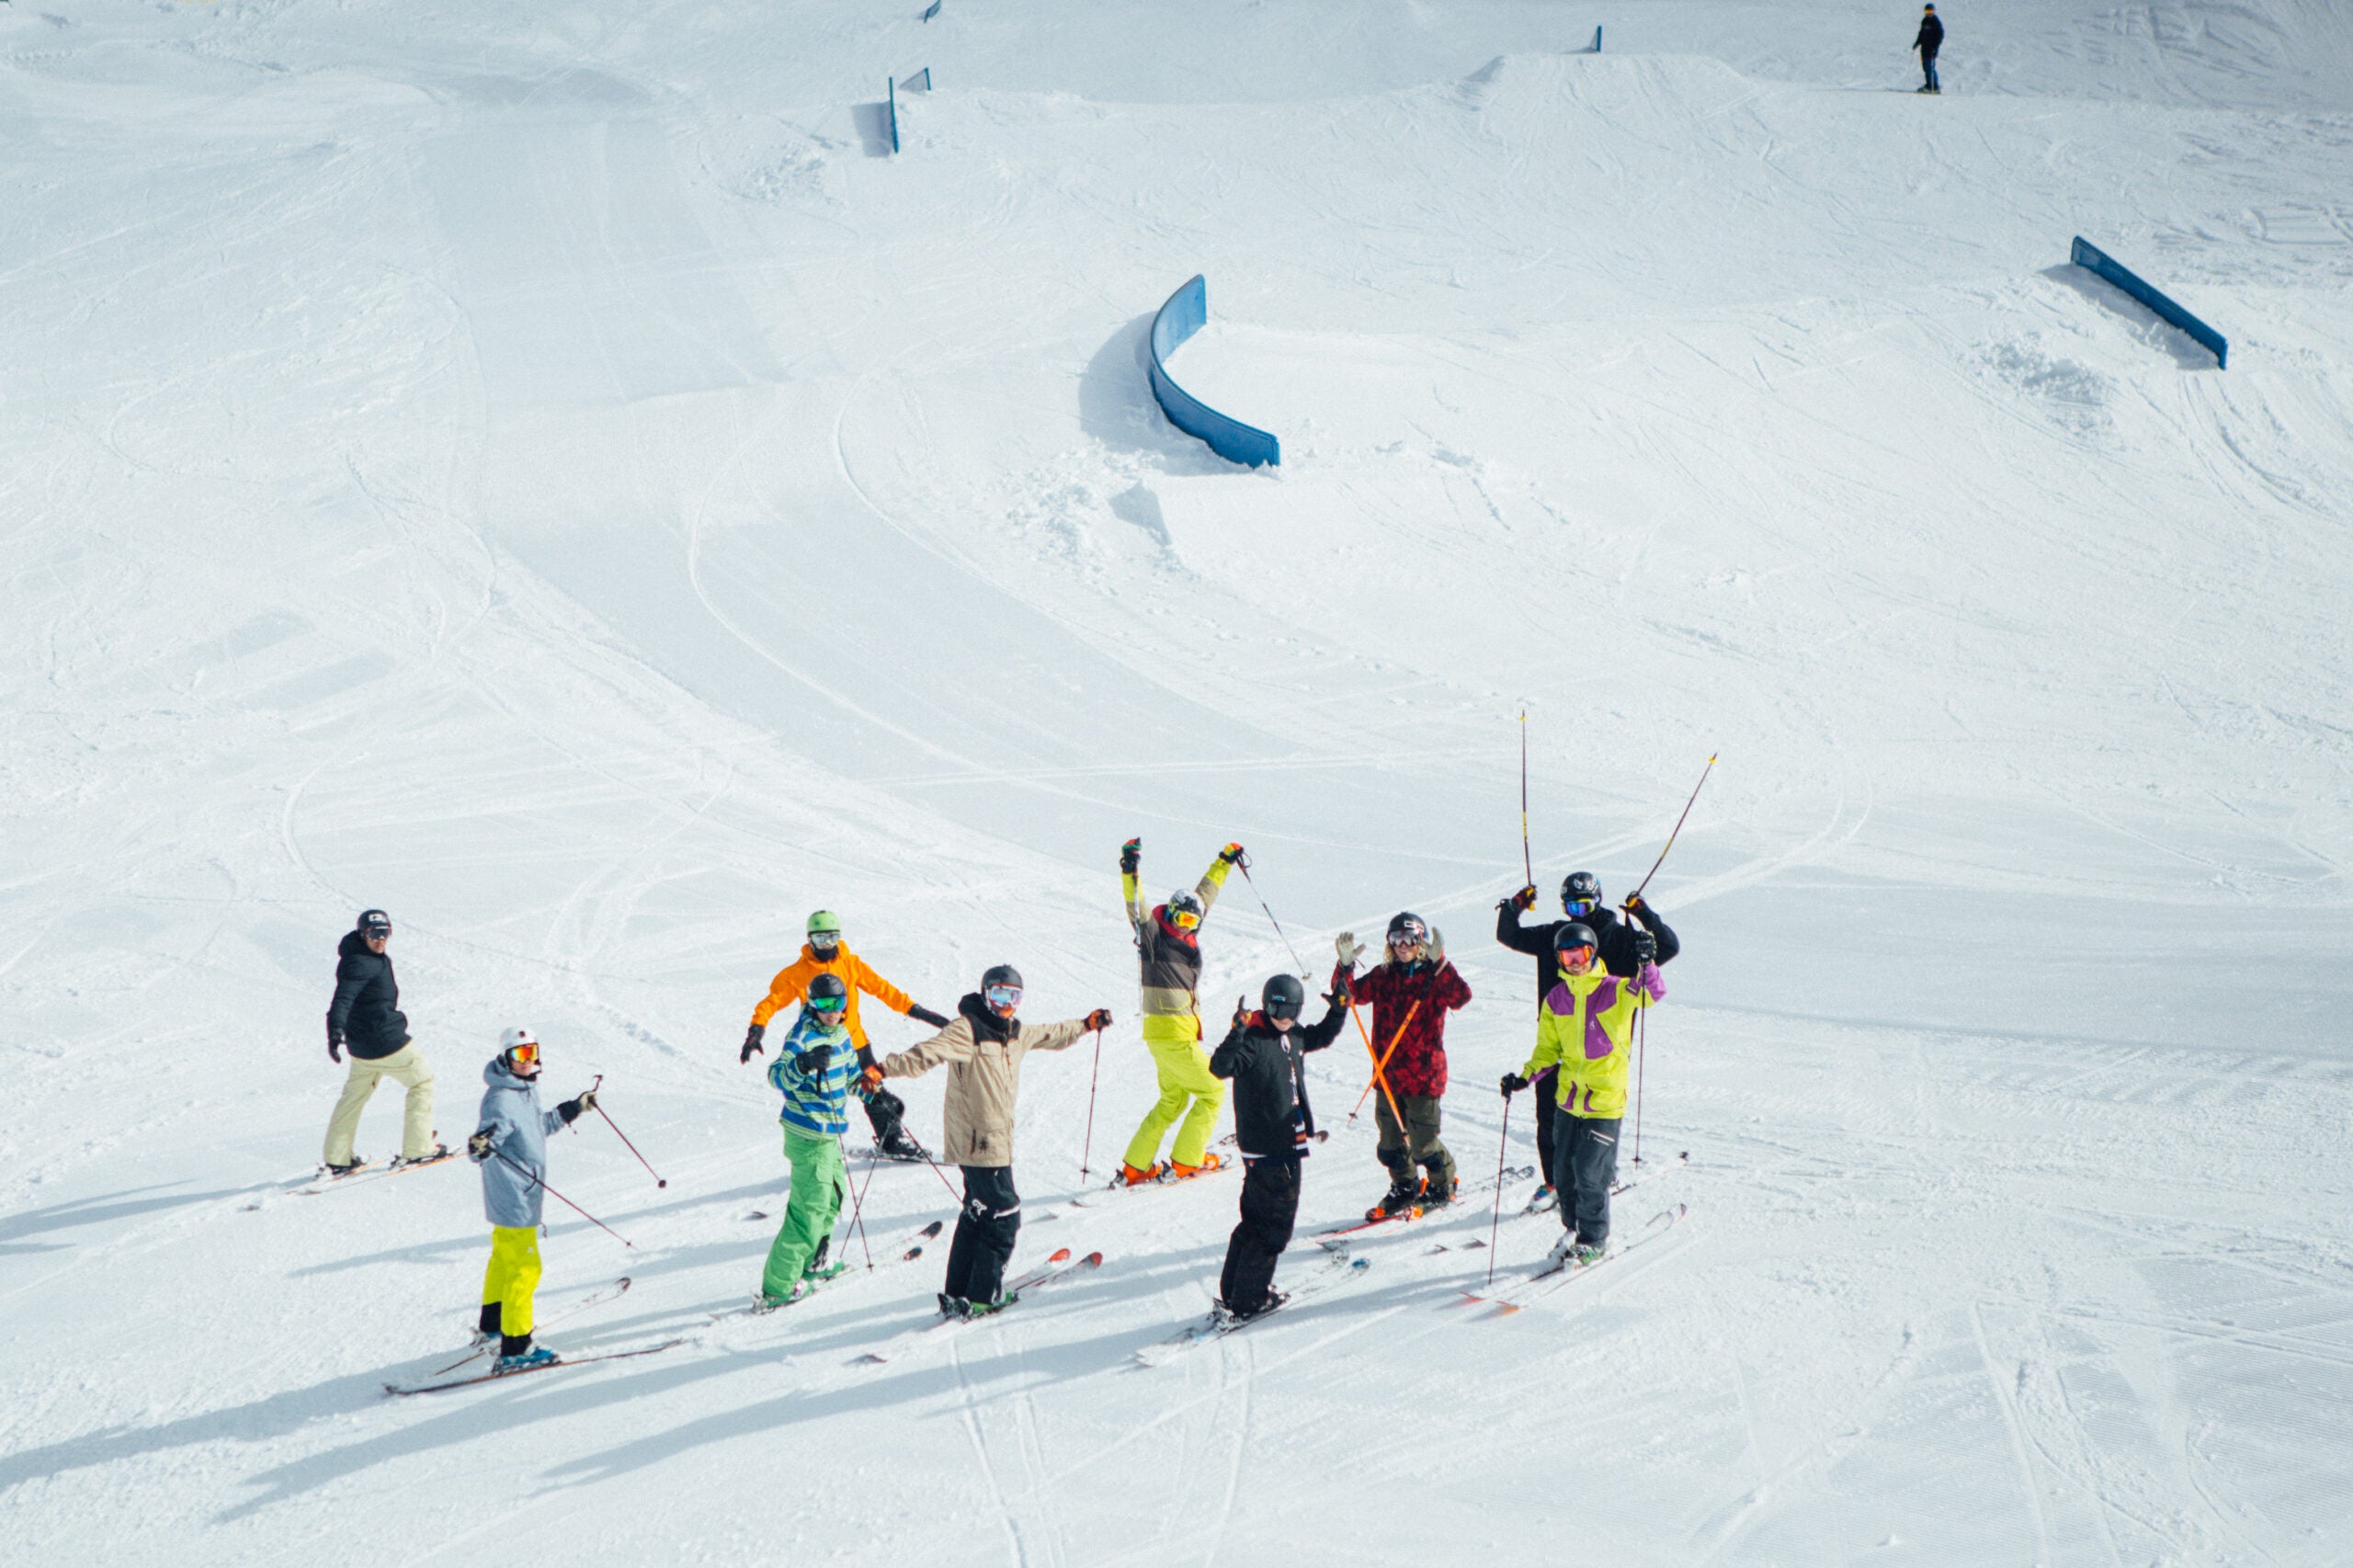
[1081,1251,1104,1266]
[1493,1302,1523,1317]
[1047,1246,1073,1264]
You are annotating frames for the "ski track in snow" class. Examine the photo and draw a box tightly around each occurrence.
[6,0,2353,1563]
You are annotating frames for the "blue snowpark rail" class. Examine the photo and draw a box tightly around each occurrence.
[1148,275,1280,469]
[887,68,930,154]
[2070,237,2226,369]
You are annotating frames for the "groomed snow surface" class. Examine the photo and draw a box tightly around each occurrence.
[5,1,2351,1562]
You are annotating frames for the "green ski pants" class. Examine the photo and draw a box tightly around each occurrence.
[761,1127,845,1302]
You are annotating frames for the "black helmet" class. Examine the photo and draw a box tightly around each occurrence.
[357,908,392,937]
[1553,922,1599,956]
[1387,911,1429,946]
[806,972,849,1014]
[982,962,1023,992]
[1561,872,1602,914]
[1262,973,1306,1021]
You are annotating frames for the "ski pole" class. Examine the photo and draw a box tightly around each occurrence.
[1519,710,1534,889]
[1078,1025,1104,1180]
[1346,998,1424,1122]
[586,1076,667,1188]
[861,1070,967,1207]
[1486,1091,1512,1288]
[1632,1009,1646,1167]
[1629,754,1717,903]
[490,1149,631,1247]
[1236,859,1311,978]
[842,1136,878,1268]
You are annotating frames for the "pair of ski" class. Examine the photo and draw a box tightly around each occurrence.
[852,1245,1104,1363]
[1315,1164,1540,1238]
[245,1148,461,1210]
[383,1277,659,1396]
[1134,1248,1373,1366]
[1515,1148,1688,1216]
[1454,1202,1688,1315]
[714,1219,947,1322]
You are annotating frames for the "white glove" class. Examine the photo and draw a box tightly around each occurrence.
[1429,927,1447,967]
[1335,932,1360,969]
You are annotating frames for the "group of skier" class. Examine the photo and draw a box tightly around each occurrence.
[314,838,1681,1372]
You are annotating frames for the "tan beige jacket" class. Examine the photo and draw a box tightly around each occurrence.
[878,1002,1089,1167]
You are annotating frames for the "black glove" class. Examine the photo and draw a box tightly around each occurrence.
[327,1026,344,1064]
[793,1042,835,1075]
[740,1022,765,1062]
[1084,1007,1113,1032]
[907,1003,950,1028]
[467,1131,494,1162]
[1499,1073,1529,1097]
[1119,837,1141,875]
[557,1096,585,1124]
[1631,930,1658,964]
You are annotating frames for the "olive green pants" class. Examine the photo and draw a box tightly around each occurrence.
[1373,1092,1453,1189]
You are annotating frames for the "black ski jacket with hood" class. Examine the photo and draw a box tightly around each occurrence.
[328,929,410,1060]
[1915,13,1943,57]
[1495,902,1680,995]
[1209,994,1349,1159]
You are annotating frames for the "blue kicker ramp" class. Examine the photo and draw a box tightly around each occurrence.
[2070,237,2226,369]
[1148,275,1280,468]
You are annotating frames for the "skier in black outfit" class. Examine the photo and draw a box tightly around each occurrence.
[1913,4,1943,93]
[1208,972,1351,1319]
[322,909,442,1172]
[1495,872,1679,1198]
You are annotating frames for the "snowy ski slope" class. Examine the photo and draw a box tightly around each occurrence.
[3,1,2349,1563]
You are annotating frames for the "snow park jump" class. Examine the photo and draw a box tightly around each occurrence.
[1148,273,1281,468]
[11,0,2353,1562]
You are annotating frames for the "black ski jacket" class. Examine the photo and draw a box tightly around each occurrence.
[1209,996,1348,1159]
[1495,901,1680,995]
[327,929,410,1060]
[1914,14,1943,57]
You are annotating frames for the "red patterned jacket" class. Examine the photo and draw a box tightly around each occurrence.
[1334,958,1472,1097]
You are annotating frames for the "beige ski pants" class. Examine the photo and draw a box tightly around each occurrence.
[323,1042,436,1164]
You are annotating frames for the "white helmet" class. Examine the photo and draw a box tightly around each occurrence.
[499,1025,537,1051]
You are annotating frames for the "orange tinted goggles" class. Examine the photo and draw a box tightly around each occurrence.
[507,1041,540,1067]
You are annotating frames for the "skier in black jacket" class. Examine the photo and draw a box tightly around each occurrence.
[1913,5,1943,93]
[1495,872,1679,1198]
[322,909,443,1173]
[1207,973,1350,1320]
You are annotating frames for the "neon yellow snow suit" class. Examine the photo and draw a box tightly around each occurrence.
[1520,962,1665,1120]
[1120,851,1235,1169]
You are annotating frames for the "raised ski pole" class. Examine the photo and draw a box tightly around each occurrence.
[1486,1092,1512,1288]
[1519,710,1534,889]
[1237,858,1311,978]
[490,1150,631,1247]
[1629,754,1718,903]
[1078,1023,1105,1181]
[586,1076,667,1187]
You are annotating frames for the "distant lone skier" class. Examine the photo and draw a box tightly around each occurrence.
[1208,973,1350,1320]
[741,910,951,1162]
[1117,838,1245,1184]
[865,965,1110,1317]
[322,909,443,1175]
[467,1027,597,1373]
[1913,4,1943,94]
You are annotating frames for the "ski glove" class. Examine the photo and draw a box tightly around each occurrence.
[1084,1007,1113,1032]
[1428,927,1447,968]
[1219,842,1247,867]
[907,1003,950,1028]
[1512,885,1539,912]
[1335,932,1361,969]
[1499,1073,1529,1098]
[793,1042,834,1075]
[557,1091,595,1124]
[740,1023,765,1063]
[1631,930,1658,964]
[467,1131,494,1162]
[327,1026,344,1064]
[1119,837,1141,875]
[858,1063,885,1095]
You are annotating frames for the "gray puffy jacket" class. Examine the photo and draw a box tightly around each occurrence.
[472,1058,574,1229]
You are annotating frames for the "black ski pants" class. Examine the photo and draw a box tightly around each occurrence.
[1552,1110,1622,1245]
[1530,1066,1561,1180]
[1219,1155,1302,1315]
[855,1048,910,1143]
[944,1165,1021,1303]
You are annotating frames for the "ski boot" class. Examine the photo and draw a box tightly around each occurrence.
[758,1279,814,1312]
[875,1126,930,1163]
[1118,1161,1166,1187]
[937,1291,961,1318]
[494,1346,559,1374]
[1573,1240,1608,1266]
[1368,1177,1423,1222]
[1169,1153,1223,1179]
[1546,1231,1581,1265]
[803,1259,851,1283]
[391,1142,450,1171]
[324,1156,369,1177]
[1227,1289,1288,1323]
[1416,1165,1457,1210]
[960,1291,1017,1319]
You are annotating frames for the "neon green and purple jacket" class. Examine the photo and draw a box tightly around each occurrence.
[1520,962,1664,1120]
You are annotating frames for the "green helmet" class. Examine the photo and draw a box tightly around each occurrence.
[806,910,843,943]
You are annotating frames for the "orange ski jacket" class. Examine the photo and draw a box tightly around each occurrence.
[748,943,917,1049]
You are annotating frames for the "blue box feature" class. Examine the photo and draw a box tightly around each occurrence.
[2070,237,2226,369]
[1148,275,1280,469]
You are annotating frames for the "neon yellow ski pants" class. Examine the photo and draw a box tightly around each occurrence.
[481,1226,542,1337]
[1121,1036,1227,1170]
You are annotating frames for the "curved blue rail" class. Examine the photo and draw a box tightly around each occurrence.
[1147,275,1280,468]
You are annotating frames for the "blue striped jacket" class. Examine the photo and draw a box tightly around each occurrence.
[767,1009,858,1137]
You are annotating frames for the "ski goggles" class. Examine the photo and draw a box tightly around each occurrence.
[808,994,847,1013]
[1388,926,1428,950]
[808,933,841,951]
[1165,905,1202,933]
[1563,897,1599,918]
[1553,943,1596,967]
[505,1040,540,1069]
[983,983,1022,1010]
